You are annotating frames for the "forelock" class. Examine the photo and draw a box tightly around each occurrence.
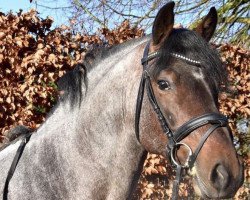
[153,28,227,91]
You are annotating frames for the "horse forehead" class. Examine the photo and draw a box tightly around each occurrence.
[190,68,205,79]
[160,64,205,82]
[163,65,213,98]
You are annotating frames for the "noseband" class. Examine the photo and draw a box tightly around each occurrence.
[135,42,228,199]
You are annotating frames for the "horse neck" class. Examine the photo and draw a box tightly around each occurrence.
[31,37,148,198]
[72,38,148,198]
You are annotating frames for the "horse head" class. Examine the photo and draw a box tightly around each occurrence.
[137,2,243,198]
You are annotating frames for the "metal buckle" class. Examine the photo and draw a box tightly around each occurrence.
[143,70,150,78]
[170,142,193,168]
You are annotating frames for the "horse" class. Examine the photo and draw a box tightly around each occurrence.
[0,2,243,199]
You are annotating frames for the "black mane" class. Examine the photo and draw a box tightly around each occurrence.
[56,36,147,106]
[57,64,85,107]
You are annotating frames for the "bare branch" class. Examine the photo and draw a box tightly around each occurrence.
[133,0,161,28]
[34,3,72,10]
[73,0,106,27]
[102,1,141,19]
[32,0,250,47]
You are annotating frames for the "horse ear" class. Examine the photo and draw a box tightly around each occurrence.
[152,2,175,47]
[194,7,217,42]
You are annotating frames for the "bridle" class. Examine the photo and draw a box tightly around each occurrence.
[3,41,228,200]
[135,41,228,199]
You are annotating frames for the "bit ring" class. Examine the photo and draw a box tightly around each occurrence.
[170,142,193,168]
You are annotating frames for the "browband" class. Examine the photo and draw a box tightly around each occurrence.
[141,44,201,66]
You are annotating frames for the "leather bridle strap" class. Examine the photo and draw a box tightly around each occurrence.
[135,42,150,142]
[145,74,176,148]
[135,42,168,142]
[174,113,228,142]
[135,42,175,145]
[188,123,221,168]
[3,133,32,200]
[135,72,147,142]
[172,165,183,200]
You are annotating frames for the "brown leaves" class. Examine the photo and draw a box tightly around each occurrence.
[100,20,144,45]
[0,9,248,200]
[218,44,250,122]
[0,10,77,135]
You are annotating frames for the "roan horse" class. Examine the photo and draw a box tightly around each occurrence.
[0,2,243,199]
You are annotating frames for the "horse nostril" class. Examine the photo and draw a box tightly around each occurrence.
[210,164,230,190]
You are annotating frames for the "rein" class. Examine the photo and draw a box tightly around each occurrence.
[3,133,32,200]
[135,41,228,199]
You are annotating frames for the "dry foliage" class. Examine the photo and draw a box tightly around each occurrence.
[0,10,249,199]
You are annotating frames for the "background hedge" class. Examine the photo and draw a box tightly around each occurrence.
[0,10,249,199]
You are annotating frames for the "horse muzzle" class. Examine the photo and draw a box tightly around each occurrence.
[193,158,244,199]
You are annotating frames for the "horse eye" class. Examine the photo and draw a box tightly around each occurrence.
[157,80,171,90]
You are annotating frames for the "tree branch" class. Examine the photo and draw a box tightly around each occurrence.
[34,3,73,10]
[73,0,106,27]
[102,1,142,19]
[175,0,209,14]
[133,0,160,28]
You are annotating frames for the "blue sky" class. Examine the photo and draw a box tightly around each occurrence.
[0,1,206,34]
[1,0,32,13]
[0,0,68,27]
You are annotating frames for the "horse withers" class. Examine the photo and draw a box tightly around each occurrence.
[0,2,243,199]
